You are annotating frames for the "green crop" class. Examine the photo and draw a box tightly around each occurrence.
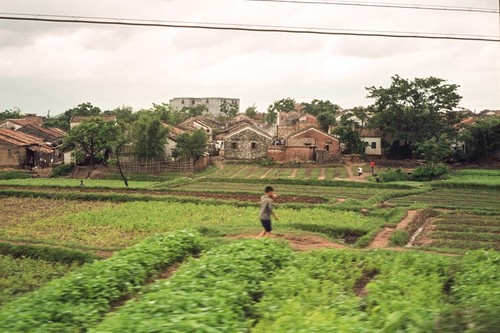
[92,239,292,333]
[0,231,201,332]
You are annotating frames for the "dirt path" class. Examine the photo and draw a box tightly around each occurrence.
[368,210,418,249]
[318,168,326,180]
[228,233,348,251]
[290,168,298,178]
[230,166,248,178]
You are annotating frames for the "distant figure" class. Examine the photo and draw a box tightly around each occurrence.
[79,180,85,187]
[358,167,363,177]
[258,186,279,238]
[370,160,376,174]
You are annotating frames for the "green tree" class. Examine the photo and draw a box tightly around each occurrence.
[316,112,337,132]
[0,107,23,121]
[415,134,452,166]
[62,118,118,171]
[181,104,208,118]
[266,98,296,124]
[463,117,500,163]
[110,106,138,125]
[132,112,169,160]
[332,126,366,156]
[367,75,462,147]
[350,106,371,127]
[63,103,102,123]
[110,122,132,187]
[245,105,258,119]
[175,129,208,161]
[220,101,239,118]
[300,99,341,117]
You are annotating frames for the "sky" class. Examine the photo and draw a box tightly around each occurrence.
[0,0,498,116]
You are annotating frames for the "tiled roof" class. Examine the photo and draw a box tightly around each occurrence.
[0,128,44,146]
[21,124,66,138]
[359,128,383,137]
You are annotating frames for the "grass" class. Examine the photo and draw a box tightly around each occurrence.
[0,178,157,189]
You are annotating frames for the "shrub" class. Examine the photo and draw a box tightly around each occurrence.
[411,165,448,181]
[380,168,410,182]
[51,163,75,177]
[260,157,276,167]
[0,171,31,180]
[389,230,410,246]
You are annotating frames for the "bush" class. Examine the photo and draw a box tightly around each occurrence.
[0,171,31,180]
[260,157,276,167]
[51,163,75,177]
[389,230,410,246]
[411,165,448,181]
[380,168,410,182]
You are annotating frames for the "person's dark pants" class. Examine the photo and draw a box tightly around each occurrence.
[261,219,272,232]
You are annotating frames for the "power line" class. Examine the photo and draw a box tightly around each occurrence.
[0,13,498,42]
[246,0,500,14]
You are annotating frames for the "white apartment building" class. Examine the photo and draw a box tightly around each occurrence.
[169,97,240,116]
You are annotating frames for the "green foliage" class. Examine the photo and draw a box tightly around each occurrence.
[301,100,342,131]
[411,165,449,181]
[51,163,75,177]
[175,129,208,161]
[462,117,500,163]
[63,102,102,123]
[62,118,118,166]
[259,157,276,167]
[367,75,462,148]
[245,104,258,118]
[332,125,367,155]
[0,170,31,180]
[266,98,296,123]
[415,134,452,165]
[0,231,202,332]
[92,240,292,332]
[0,107,23,121]
[109,105,138,124]
[131,111,168,160]
[377,168,410,182]
[0,242,98,264]
[389,230,410,246]
[0,255,77,307]
[220,100,239,118]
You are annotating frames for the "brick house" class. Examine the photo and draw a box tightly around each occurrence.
[17,124,66,145]
[268,126,340,164]
[220,123,273,161]
[0,129,54,167]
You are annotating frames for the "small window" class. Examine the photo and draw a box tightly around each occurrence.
[192,100,195,105]
[325,144,330,152]
[251,142,257,149]
[8,148,12,156]
[371,142,377,149]
[181,99,185,104]
[206,99,209,103]
[231,142,238,149]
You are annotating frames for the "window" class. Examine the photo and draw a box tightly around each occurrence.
[371,142,377,149]
[7,148,12,156]
[192,100,195,105]
[206,99,209,104]
[325,144,330,152]
[181,99,185,104]
[251,142,257,149]
[231,142,238,149]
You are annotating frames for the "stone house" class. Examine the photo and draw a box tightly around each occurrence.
[0,129,54,167]
[177,117,224,141]
[268,126,340,164]
[220,123,273,161]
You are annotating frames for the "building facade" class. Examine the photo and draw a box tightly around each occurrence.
[169,97,240,117]
[222,124,273,161]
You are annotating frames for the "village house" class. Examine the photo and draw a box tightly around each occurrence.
[360,129,383,156]
[219,123,273,161]
[162,123,188,159]
[276,111,319,139]
[177,117,224,141]
[268,126,340,164]
[169,97,240,117]
[0,129,54,168]
[17,124,66,146]
[0,116,44,131]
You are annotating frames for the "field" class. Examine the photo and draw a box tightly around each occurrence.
[0,165,499,331]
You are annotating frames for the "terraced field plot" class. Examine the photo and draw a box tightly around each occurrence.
[0,178,155,189]
[418,212,500,251]
[389,188,500,211]
[174,181,387,201]
[208,164,348,180]
[0,198,386,250]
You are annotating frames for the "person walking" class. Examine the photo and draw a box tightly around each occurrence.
[358,167,363,177]
[259,186,279,238]
[370,160,376,174]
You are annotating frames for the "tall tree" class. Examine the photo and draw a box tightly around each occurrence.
[462,117,500,163]
[266,98,296,124]
[110,122,132,187]
[132,112,169,160]
[332,126,366,156]
[367,75,462,147]
[415,134,452,166]
[220,101,239,118]
[62,118,118,172]
[110,105,138,124]
[0,107,23,121]
[175,129,208,161]
[245,105,258,119]
[63,103,102,123]
[300,99,341,116]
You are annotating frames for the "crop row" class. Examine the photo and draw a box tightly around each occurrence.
[0,178,155,189]
[1,199,385,250]
[207,164,349,180]
[0,231,201,332]
[0,255,78,307]
[91,240,292,332]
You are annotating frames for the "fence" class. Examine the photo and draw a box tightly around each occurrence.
[110,158,194,174]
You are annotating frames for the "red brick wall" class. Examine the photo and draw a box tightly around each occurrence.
[0,144,24,167]
[268,146,286,162]
[285,147,314,162]
[290,129,340,154]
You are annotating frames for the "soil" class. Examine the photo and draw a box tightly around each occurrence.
[318,168,326,180]
[228,233,348,251]
[354,269,380,297]
[290,169,298,178]
[368,210,418,249]
[0,185,328,204]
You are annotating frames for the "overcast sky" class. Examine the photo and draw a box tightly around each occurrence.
[0,0,498,116]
